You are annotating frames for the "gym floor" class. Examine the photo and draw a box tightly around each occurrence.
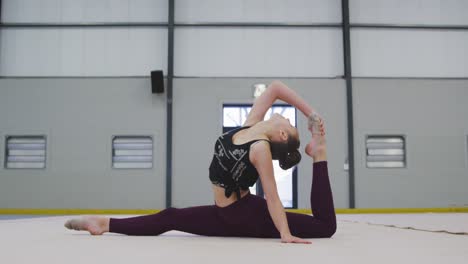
[1,213,467,264]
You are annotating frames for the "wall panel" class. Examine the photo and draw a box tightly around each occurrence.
[174,28,343,77]
[176,0,341,23]
[0,28,167,76]
[350,0,468,25]
[1,0,167,23]
[0,78,166,209]
[351,29,468,77]
[172,78,348,209]
[353,79,468,208]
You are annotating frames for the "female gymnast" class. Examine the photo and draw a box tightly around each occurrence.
[65,80,336,244]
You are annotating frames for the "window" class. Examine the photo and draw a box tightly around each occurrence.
[223,104,297,208]
[5,136,46,169]
[112,136,153,169]
[366,135,406,168]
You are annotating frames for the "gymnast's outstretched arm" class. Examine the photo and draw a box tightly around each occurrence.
[250,140,311,244]
[244,80,315,127]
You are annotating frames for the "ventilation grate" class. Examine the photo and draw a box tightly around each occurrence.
[5,136,46,169]
[366,136,405,168]
[112,136,153,169]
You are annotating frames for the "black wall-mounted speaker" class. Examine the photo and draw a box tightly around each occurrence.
[151,70,164,94]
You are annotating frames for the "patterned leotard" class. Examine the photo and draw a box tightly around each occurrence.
[209,126,267,199]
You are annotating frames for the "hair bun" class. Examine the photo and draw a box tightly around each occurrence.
[279,150,301,170]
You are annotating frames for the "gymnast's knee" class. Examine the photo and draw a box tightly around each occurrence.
[323,218,337,238]
[160,207,178,216]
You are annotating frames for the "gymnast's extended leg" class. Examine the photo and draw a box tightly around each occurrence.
[280,123,336,238]
[65,204,236,237]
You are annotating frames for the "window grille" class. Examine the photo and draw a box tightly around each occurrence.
[5,136,46,169]
[366,136,406,168]
[112,136,153,169]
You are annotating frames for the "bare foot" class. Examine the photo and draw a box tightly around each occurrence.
[64,216,109,235]
[305,118,327,161]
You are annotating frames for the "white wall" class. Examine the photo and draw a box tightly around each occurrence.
[0,0,168,77]
[0,78,167,209]
[171,78,349,209]
[0,28,167,76]
[0,0,344,78]
[351,29,468,77]
[1,0,168,23]
[353,79,468,208]
[350,0,468,25]
[175,0,341,23]
[174,28,343,77]
[2,78,467,209]
[349,0,468,78]
[1,1,468,210]
[4,0,467,78]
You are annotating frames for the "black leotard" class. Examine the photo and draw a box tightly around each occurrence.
[209,126,268,199]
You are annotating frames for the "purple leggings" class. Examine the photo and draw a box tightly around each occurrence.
[109,161,336,238]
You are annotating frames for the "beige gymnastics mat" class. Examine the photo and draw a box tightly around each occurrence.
[338,213,468,234]
[1,215,467,264]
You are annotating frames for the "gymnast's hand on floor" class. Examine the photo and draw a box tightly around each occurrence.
[281,233,312,244]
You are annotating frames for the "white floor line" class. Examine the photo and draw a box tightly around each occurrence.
[337,213,468,235]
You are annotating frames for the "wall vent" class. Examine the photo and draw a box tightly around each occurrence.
[366,136,405,168]
[112,136,153,169]
[5,136,46,169]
